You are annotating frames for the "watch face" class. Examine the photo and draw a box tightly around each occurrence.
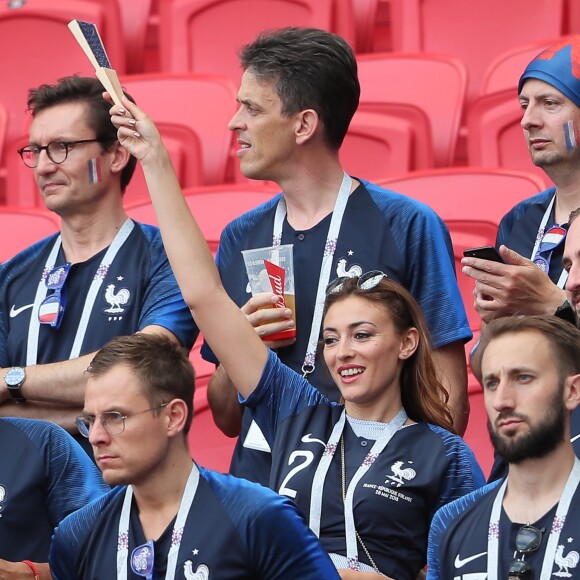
[5,367,25,387]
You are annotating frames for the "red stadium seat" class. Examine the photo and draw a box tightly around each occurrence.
[4,135,38,208]
[463,388,494,479]
[115,0,153,73]
[0,101,7,201]
[357,53,467,167]
[467,90,553,190]
[567,0,580,34]
[0,101,6,167]
[120,73,237,185]
[340,111,414,180]
[377,167,546,227]
[124,123,204,205]
[188,385,236,472]
[332,0,357,49]
[351,0,379,53]
[0,207,60,263]
[188,333,236,473]
[357,103,434,170]
[189,335,215,388]
[126,183,279,252]
[159,0,334,85]
[389,0,565,106]
[480,37,565,96]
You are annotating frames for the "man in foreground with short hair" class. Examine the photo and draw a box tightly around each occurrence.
[427,315,580,578]
[49,333,339,578]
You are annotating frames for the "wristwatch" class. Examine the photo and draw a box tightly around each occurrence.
[4,367,27,403]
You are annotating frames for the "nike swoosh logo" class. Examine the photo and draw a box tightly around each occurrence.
[9,304,34,318]
[454,552,487,568]
[301,433,326,446]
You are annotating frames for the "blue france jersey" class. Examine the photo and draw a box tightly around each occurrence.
[203,180,471,484]
[49,465,339,579]
[427,479,580,579]
[0,221,197,368]
[496,187,561,283]
[242,351,484,580]
[0,418,108,561]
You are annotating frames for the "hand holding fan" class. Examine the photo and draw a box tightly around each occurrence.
[67,19,124,106]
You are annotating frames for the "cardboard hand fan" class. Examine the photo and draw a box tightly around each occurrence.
[67,19,124,106]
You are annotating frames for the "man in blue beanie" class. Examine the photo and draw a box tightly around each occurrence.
[463,37,580,481]
[463,37,580,324]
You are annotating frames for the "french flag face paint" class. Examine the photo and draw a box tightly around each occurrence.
[563,119,580,151]
[87,158,101,184]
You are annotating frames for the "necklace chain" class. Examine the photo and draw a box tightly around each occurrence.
[340,434,380,574]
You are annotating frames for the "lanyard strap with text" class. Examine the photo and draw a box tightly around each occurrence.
[308,407,408,570]
[530,194,568,289]
[26,219,135,365]
[272,172,352,377]
[486,457,580,580]
[117,462,200,580]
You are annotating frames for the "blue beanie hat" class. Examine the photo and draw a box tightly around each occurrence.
[518,38,580,107]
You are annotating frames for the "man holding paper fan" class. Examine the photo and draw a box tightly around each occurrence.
[0,77,196,455]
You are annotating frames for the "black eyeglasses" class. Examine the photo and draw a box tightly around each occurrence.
[17,139,111,168]
[76,403,168,438]
[508,524,543,579]
[326,270,387,296]
[131,540,155,579]
[38,263,71,329]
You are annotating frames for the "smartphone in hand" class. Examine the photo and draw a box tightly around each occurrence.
[463,246,505,263]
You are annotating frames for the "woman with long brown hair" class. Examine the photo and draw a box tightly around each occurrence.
[109,97,484,580]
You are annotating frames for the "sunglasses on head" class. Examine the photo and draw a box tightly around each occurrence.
[325,270,387,296]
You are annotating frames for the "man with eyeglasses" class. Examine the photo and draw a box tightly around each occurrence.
[0,76,196,456]
[462,38,580,346]
[426,315,580,579]
[49,333,339,579]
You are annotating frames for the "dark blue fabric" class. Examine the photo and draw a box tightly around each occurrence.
[49,465,339,579]
[241,351,484,579]
[427,479,580,579]
[0,418,108,560]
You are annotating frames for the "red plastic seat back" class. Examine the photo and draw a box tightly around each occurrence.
[357,53,467,166]
[377,167,546,226]
[126,183,278,252]
[480,37,567,96]
[121,73,237,185]
[467,90,553,190]
[159,0,334,85]
[0,206,60,263]
[390,0,565,105]
[340,111,414,180]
